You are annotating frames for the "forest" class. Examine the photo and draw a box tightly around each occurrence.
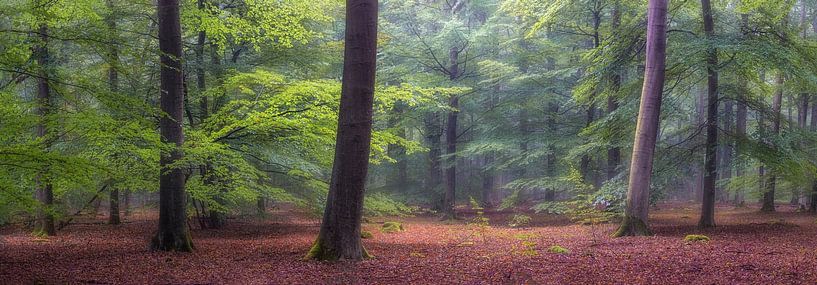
[2,0,817,283]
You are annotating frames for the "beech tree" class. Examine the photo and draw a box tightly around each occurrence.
[698,0,718,228]
[613,0,669,237]
[151,0,193,252]
[305,0,378,261]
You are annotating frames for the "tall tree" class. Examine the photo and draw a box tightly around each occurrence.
[613,0,669,237]
[107,0,121,226]
[699,0,718,228]
[443,46,460,219]
[761,72,784,212]
[607,0,622,181]
[734,13,749,207]
[443,1,467,219]
[34,21,56,237]
[305,0,378,261]
[151,0,194,252]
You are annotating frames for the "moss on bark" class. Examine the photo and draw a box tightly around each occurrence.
[304,238,372,261]
[151,230,194,252]
[611,216,653,237]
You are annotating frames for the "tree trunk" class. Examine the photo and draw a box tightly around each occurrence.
[305,0,378,261]
[257,197,266,215]
[34,23,56,237]
[123,189,131,216]
[443,46,460,219]
[607,1,622,181]
[151,0,194,252]
[482,155,496,208]
[107,0,121,226]
[613,0,668,237]
[734,14,748,206]
[424,112,443,197]
[761,72,784,212]
[698,0,718,228]
[811,95,817,212]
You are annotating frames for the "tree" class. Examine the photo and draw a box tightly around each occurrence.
[698,0,718,228]
[151,0,194,252]
[107,0,121,226]
[613,0,669,237]
[761,72,784,212]
[305,0,378,261]
[33,21,56,237]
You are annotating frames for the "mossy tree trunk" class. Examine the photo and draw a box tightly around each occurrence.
[613,0,668,237]
[151,0,193,252]
[305,0,378,261]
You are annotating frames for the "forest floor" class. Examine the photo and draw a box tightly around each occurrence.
[2,202,817,284]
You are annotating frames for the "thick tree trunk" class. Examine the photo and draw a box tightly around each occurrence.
[151,0,194,252]
[761,73,784,212]
[34,23,56,237]
[613,0,668,237]
[443,46,460,219]
[305,0,378,261]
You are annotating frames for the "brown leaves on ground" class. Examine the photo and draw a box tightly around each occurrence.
[2,203,817,284]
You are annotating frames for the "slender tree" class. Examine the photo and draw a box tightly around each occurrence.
[761,72,784,212]
[734,15,749,206]
[607,0,622,181]
[699,0,718,228]
[151,0,194,251]
[443,46,460,219]
[34,21,56,236]
[305,0,378,261]
[107,0,121,226]
[613,0,669,237]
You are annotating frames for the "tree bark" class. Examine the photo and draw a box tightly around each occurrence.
[305,0,378,261]
[761,72,784,212]
[424,112,443,197]
[811,95,817,212]
[107,0,121,226]
[699,0,718,228]
[151,0,194,252]
[734,15,748,206]
[613,0,669,237]
[443,46,460,219]
[34,22,56,237]
[607,1,622,181]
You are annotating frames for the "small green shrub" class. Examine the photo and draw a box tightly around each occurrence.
[684,234,710,242]
[548,245,569,254]
[508,214,532,228]
[381,221,404,233]
[360,230,373,239]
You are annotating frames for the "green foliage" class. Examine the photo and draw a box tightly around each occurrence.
[360,230,373,239]
[684,234,711,242]
[381,221,405,233]
[508,214,532,228]
[547,245,569,254]
[364,193,414,217]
